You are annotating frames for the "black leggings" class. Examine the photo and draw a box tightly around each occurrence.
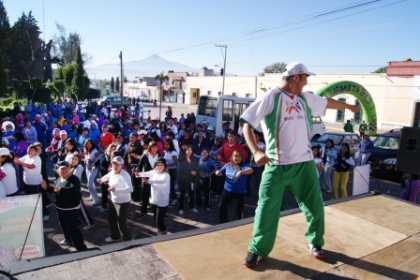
[151,204,167,232]
[218,189,245,224]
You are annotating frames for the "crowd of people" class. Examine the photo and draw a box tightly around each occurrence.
[0,99,265,251]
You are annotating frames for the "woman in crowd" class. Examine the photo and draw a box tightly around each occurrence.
[159,122,168,143]
[332,143,355,199]
[63,138,79,163]
[83,138,100,206]
[41,161,87,251]
[14,144,49,219]
[192,131,208,158]
[93,143,117,213]
[165,106,173,119]
[245,130,265,196]
[34,142,52,213]
[163,139,179,206]
[14,131,28,193]
[115,133,127,155]
[177,145,198,215]
[150,132,164,156]
[22,121,38,144]
[136,157,170,235]
[70,153,95,230]
[0,148,18,196]
[209,136,224,196]
[196,148,215,211]
[312,145,324,180]
[179,129,193,147]
[320,139,337,193]
[136,140,159,218]
[215,150,253,224]
[97,156,133,242]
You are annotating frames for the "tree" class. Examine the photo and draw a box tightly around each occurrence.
[0,52,6,97]
[115,76,120,93]
[52,22,91,64]
[71,46,89,101]
[110,76,114,90]
[260,62,287,76]
[4,12,39,83]
[0,0,11,51]
[43,50,53,82]
[372,66,387,73]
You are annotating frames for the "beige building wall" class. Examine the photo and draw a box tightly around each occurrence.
[186,73,420,131]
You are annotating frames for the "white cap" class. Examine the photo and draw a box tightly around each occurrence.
[282,62,316,77]
[139,130,148,135]
[0,148,11,157]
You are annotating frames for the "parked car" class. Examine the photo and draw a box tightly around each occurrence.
[368,128,402,180]
[311,132,361,156]
[100,95,131,108]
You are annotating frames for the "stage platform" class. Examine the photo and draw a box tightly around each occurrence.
[3,194,420,279]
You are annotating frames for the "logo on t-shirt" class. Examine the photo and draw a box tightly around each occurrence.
[285,100,302,114]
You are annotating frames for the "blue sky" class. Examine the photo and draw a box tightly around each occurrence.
[3,0,420,77]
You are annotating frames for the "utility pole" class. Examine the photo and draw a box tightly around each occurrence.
[215,44,227,95]
[119,51,123,107]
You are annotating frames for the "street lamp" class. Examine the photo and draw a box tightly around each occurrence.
[215,44,227,95]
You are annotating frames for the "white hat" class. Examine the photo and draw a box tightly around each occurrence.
[112,156,124,165]
[208,126,214,131]
[0,147,11,157]
[2,121,15,132]
[282,62,316,77]
[139,130,148,135]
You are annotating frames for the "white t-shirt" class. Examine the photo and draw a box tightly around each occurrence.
[139,170,170,207]
[83,119,98,129]
[163,150,178,169]
[1,163,18,195]
[65,152,79,163]
[20,155,42,185]
[72,165,84,180]
[101,169,133,204]
[240,89,327,165]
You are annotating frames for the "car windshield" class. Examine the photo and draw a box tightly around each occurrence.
[316,133,344,144]
[373,136,400,150]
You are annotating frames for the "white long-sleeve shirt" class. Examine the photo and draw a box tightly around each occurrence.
[139,170,170,207]
[101,169,133,203]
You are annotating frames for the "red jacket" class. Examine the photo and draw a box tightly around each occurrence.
[99,132,113,151]
[217,142,248,166]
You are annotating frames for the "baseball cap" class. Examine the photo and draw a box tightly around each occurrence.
[34,114,41,121]
[59,130,67,135]
[57,161,69,169]
[208,126,214,131]
[0,148,11,157]
[282,62,316,77]
[139,130,148,135]
[112,156,124,165]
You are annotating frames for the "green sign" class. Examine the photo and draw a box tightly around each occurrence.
[316,80,377,135]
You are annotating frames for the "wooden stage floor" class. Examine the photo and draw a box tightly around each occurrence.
[5,195,420,280]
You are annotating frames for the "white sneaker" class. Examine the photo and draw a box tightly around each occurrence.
[171,199,178,206]
[105,237,120,243]
[190,208,198,213]
[178,210,183,215]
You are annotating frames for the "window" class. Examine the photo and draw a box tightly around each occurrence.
[222,99,234,122]
[197,96,218,117]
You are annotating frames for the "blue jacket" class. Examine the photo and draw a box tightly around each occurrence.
[359,139,374,153]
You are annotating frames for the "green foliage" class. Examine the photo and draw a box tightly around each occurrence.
[115,76,120,92]
[260,62,287,76]
[110,77,114,90]
[372,66,387,73]
[0,51,6,97]
[72,46,86,100]
[4,12,39,83]
[0,0,11,51]
[86,87,100,101]
[1,97,13,106]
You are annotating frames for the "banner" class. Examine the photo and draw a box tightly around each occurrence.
[353,164,371,196]
[0,194,45,265]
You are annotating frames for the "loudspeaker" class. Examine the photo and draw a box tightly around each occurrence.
[396,127,420,174]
